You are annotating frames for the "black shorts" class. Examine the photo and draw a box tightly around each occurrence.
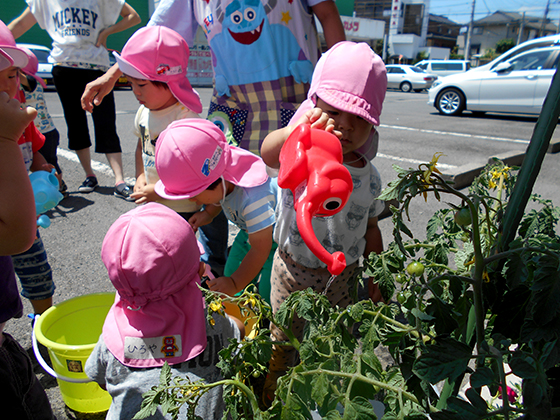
[52,66,121,154]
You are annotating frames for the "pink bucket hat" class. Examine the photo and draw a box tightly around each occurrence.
[101,203,207,368]
[154,119,268,200]
[0,20,28,69]
[289,41,386,160]
[0,49,13,71]
[20,47,47,89]
[113,26,202,114]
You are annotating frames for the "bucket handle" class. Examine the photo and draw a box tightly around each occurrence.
[32,315,93,384]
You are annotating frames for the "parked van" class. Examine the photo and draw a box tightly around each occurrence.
[415,60,470,77]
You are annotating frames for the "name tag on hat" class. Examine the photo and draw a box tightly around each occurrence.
[124,335,182,360]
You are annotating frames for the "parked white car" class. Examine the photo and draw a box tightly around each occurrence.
[17,43,54,88]
[428,46,560,116]
[415,60,470,77]
[386,65,438,92]
[471,34,560,73]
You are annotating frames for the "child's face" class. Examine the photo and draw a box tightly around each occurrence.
[0,66,20,99]
[127,76,177,111]
[189,182,224,206]
[316,98,373,157]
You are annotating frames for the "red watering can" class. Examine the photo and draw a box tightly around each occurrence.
[278,124,353,275]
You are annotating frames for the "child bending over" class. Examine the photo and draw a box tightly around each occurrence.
[85,203,243,420]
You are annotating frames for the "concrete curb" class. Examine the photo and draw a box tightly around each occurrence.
[379,141,559,217]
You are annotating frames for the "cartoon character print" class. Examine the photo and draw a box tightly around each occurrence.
[370,173,382,196]
[345,202,368,231]
[208,0,313,96]
[207,103,248,146]
[347,238,361,260]
[288,219,304,247]
[161,336,179,358]
[321,230,344,255]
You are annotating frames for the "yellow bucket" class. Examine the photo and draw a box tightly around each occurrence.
[33,293,115,413]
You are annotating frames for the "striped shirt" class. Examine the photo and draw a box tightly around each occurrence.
[221,178,278,234]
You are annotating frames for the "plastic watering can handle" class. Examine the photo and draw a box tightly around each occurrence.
[32,315,93,384]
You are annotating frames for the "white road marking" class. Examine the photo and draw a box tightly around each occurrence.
[376,153,457,169]
[380,123,530,145]
[57,148,136,184]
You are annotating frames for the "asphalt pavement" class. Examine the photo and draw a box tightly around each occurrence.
[4,87,559,419]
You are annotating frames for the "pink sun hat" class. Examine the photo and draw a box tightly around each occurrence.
[154,119,268,200]
[0,48,13,71]
[113,25,202,114]
[101,203,207,368]
[0,20,28,69]
[289,41,387,160]
[20,47,47,89]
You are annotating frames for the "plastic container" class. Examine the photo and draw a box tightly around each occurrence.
[33,293,115,413]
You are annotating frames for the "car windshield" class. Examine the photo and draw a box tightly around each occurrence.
[31,49,50,63]
[410,66,425,73]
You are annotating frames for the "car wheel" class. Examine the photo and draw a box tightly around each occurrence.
[400,82,412,92]
[436,88,465,116]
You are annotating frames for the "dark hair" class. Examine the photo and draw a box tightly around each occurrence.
[151,80,170,90]
[207,177,222,190]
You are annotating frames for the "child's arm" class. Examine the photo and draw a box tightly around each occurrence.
[363,216,385,302]
[206,226,273,296]
[188,204,222,232]
[261,108,336,169]
[0,92,37,255]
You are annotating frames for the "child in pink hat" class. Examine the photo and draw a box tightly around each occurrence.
[115,25,228,277]
[112,25,203,210]
[260,41,388,402]
[154,119,278,304]
[85,203,242,419]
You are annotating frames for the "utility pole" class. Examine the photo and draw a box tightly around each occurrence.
[540,0,550,37]
[464,0,476,62]
[517,12,525,45]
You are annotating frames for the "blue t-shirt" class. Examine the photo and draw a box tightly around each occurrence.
[221,178,277,234]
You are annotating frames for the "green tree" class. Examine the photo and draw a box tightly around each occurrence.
[496,38,515,54]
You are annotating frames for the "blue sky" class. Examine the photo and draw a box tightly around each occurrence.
[430,0,560,25]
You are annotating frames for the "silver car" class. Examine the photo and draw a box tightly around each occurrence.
[428,46,560,116]
[17,43,54,88]
[386,65,438,92]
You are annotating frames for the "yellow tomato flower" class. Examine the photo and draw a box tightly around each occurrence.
[422,152,444,183]
[209,301,222,313]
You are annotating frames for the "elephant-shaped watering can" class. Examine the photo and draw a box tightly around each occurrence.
[30,169,63,228]
[278,124,353,275]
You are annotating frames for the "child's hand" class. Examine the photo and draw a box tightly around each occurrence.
[206,276,239,296]
[297,108,336,133]
[130,184,159,204]
[188,210,214,232]
[0,92,37,142]
[133,174,147,193]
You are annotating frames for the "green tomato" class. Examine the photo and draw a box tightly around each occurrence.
[395,273,407,284]
[396,292,406,304]
[454,207,472,226]
[406,261,425,277]
[252,371,261,378]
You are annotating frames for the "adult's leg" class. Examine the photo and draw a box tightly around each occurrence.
[52,66,93,178]
[89,81,124,185]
